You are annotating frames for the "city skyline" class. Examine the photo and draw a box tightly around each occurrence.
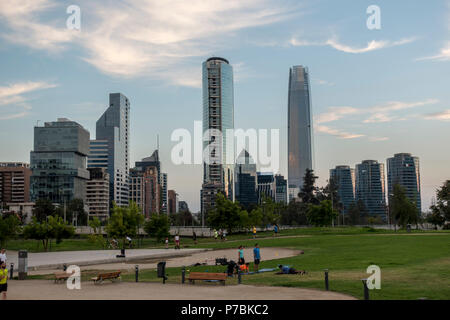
[1,1,450,212]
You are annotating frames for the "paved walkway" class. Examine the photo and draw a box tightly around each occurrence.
[6,249,209,271]
[7,280,357,300]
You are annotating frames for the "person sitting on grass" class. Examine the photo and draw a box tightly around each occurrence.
[277,264,306,275]
[239,263,250,273]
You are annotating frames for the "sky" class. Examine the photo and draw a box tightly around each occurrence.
[1,0,449,213]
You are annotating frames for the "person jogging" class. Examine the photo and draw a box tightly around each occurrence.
[0,262,8,300]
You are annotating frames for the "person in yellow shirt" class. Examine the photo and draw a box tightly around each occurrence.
[252,226,257,238]
[0,262,8,300]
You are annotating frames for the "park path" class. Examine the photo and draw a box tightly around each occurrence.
[7,280,356,300]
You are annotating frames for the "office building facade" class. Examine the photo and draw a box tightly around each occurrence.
[288,65,313,197]
[30,118,90,204]
[95,93,130,207]
[387,153,421,213]
[235,150,257,209]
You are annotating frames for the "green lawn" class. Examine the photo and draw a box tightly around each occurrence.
[13,227,450,300]
[121,231,450,300]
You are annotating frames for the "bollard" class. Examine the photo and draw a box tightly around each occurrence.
[181,266,186,284]
[135,265,139,282]
[362,279,369,300]
[238,271,242,284]
[18,250,28,280]
[324,269,329,291]
[9,263,14,280]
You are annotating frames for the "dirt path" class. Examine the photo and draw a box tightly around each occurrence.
[6,280,356,300]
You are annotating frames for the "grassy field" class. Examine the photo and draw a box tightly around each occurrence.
[5,226,446,252]
[15,227,450,300]
[115,231,449,300]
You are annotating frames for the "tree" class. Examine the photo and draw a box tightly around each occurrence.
[429,180,450,227]
[298,169,319,205]
[260,196,281,227]
[33,199,55,222]
[347,200,368,225]
[0,214,21,247]
[88,217,106,249]
[106,201,144,248]
[23,216,75,251]
[207,193,247,234]
[144,213,170,242]
[281,200,308,225]
[390,184,419,228]
[306,200,338,227]
[248,207,263,228]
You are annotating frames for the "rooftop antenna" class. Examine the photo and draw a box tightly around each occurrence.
[157,134,160,161]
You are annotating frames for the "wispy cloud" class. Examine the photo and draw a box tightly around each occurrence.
[289,36,416,54]
[0,0,297,87]
[0,81,57,120]
[424,110,450,121]
[315,98,438,141]
[315,124,365,140]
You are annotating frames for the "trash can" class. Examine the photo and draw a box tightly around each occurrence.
[18,250,28,280]
[157,262,166,278]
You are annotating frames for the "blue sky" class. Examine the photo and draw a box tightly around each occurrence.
[1,0,449,212]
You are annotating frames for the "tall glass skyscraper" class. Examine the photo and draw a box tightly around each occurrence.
[288,65,313,195]
[95,93,130,207]
[235,150,257,209]
[30,118,90,204]
[387,153,421,213]
[330,165,355,214]
[201,57,234,213]
[355,160,387,218]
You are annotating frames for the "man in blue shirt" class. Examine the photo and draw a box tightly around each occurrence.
[253,244,261,272]
[277,264,306,275]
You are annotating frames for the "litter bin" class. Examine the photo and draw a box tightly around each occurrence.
[157,261,167,283]
[18,250,28,280]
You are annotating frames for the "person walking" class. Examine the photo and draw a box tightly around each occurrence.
[165,237,169,249]
[0,262,8,300]
[253,243,261,272]
[193,231,197,245]
[273,224,279,237]
[214,229,218,241]
[174,234,180,249]
[0,249,6,265]
[252,226,257,239]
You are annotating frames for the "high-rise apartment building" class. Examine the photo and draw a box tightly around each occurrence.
[161,173,168,214]
[129,155,160,217]
[355,160,386,218]
[95,93,130,207]
[0,162,31,207]
[168,190,179,214]
[387,153,421,213]
[201,57,234,214]
[330,165,355,214]
[86,167,110,221]
[288,65,313,197]
[30,118,90,204]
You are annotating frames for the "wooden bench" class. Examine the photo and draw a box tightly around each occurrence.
[91,271,121,284]
[54,272,70,283]
[188,272,228,285]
